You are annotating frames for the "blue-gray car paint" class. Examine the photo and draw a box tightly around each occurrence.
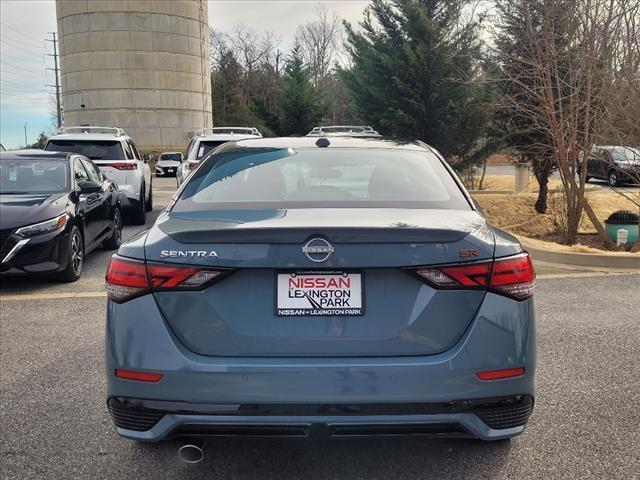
[106,138,535,442]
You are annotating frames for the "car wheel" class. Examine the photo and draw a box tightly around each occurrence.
[103,207,123,250]
[145,183,153,212]
[58,226,84,282]
[608,170,620,187]
[131,185,147,225]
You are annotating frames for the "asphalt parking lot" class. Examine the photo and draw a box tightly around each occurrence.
[1,176,639,479]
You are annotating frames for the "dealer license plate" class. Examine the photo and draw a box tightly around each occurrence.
[276,272,364,316]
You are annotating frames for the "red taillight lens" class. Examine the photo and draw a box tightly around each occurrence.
[490,254,535,300]
[147,263,225,289]
[105,255,229,303]
[115,369,163,383]
[105,256,148,303]
[107,162,137,170]
[414,253,535,300]
[476,367,525,381]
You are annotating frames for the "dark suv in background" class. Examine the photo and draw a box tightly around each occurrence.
[584,146,640,187]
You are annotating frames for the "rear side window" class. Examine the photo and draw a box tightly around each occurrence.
[122,141,134,160]
[175,148,471,211]
[46,140,125,161]
[128,140,141,160]
[73,159,90,183]
[81,158,102,183]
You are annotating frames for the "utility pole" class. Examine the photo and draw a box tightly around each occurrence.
[24,123,28,147]
[45,32,62,129]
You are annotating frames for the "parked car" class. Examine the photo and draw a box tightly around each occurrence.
[307,125,382,137]
[583,146,640,187]
[176,127,262,187]
[0,150,122,282]
[105,136,536,450]
[45,126,152,224]
[155,152,183,177]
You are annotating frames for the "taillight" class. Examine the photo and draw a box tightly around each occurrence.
[415,253,535,300]
[107,162,137,170]
[105,256,148,303]
[105,255,230,303]
[489,254,535,300]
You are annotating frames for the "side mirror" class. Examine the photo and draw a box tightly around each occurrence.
[143,153,154,163]
[78,179,101,194]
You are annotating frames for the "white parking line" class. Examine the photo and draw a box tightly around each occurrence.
[0,291,106,302]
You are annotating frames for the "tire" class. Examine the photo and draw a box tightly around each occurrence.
[103,207,122,250]
[608,169,620,187]
[145,182,153,212]
[58,225,84,282]
[131,185,147,225]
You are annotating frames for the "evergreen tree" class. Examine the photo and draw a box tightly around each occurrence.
[339,0,489,166]
[493,0,557,213]
[277,45,325,136]
[26,131,48,150]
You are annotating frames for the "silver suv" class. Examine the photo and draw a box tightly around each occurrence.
[177,127,262,187]
[45,126,152,224]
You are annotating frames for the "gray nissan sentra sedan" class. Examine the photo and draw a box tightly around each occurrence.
[105,137,535,446]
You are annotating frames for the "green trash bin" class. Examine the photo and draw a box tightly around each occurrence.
[604,210,639,244]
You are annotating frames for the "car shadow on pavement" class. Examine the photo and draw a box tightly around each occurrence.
[130,436,513,480]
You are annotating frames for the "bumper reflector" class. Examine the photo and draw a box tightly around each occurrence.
[115,369,163,383]
[476,367,525,381]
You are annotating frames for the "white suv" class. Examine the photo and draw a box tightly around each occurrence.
[45,126,152,224]
[177,127,262,187]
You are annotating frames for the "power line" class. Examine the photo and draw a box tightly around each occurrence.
[1,62,44,75]
[0,52,45,65]
[0,38,44,56]
[0,33,43,50]
[0,21,47,44]
[1,78,45,89]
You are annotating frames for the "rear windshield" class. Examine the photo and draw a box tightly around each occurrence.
[46,140,124,160]
[0,158,69,194]
[160,153,182,162]
[174,147,471,211]
[195,140,228,159]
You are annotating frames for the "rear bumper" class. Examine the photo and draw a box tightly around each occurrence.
[106,292,536,441]
[108,395,533,442]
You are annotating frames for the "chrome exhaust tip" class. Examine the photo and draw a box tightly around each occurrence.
[178,439,206,464]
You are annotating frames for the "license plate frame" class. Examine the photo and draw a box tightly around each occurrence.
[275,271,365,317]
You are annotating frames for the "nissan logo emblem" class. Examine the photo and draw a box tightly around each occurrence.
[302,238,335,263]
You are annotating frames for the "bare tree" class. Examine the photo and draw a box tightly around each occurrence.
[295,4,343,88]
[496,0,639,247]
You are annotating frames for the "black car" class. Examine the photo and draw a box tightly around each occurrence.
[584,146,640,187]
[0,150,122,281]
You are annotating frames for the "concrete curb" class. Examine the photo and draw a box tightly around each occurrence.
[521,240,640,270]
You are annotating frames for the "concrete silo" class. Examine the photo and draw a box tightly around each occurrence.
[55,0,212,153]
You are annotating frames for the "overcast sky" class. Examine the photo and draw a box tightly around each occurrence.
[0,0,369,149]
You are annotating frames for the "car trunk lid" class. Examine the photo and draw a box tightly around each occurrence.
[144,208,495,357]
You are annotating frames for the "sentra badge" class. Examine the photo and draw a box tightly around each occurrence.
[160,250,219,258]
